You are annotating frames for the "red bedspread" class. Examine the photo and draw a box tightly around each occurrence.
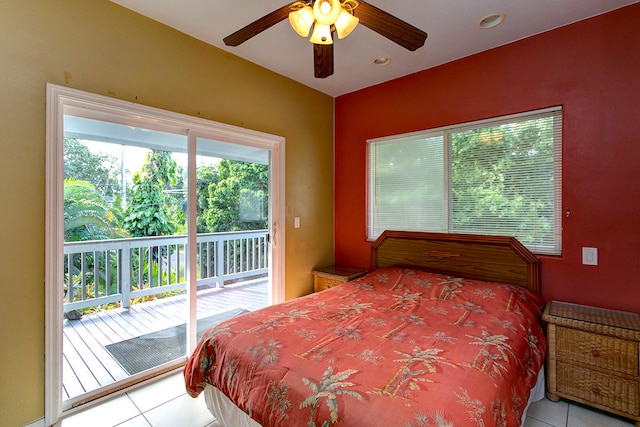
[184,268,546,427]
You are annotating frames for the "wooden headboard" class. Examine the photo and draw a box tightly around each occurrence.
[371,231,540,295]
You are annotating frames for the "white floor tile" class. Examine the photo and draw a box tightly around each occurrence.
[567,403,635,427]
[115,415,152,427]
[523,416,557,427]
[143,393,215,427]
[127,372,187,413]
[60,394,140,427]
[526,398,569,427]
[59,373,640,427]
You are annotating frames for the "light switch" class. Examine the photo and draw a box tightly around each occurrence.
[294,217,300,228]
[582,247,598,266]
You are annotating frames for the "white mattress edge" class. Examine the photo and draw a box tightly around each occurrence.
[203,366,546,427]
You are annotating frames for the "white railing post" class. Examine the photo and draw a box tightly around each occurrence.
[66,254,74,304]
[216,235,224,288]
[121,241,131,309]
[62,230,267,312]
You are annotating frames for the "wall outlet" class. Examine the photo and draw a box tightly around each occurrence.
[294,217,300,228]
[582,247,598,266]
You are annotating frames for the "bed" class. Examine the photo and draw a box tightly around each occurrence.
[184,231,547,427]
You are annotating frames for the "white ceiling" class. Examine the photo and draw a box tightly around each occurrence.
[111,0,639,97]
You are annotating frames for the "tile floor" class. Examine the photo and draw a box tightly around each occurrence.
[523,397,634,427]
[58,370,635,427]
[57,370,219,427]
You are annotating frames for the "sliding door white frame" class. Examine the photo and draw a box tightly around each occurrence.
[45,83,285,425]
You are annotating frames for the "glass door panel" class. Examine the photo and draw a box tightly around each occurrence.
[194,137,270,337]
[62,113,188,404]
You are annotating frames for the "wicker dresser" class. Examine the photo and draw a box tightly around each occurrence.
[543,301,640,426]
[312,265,367,293]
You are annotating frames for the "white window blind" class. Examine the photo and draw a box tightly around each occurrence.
[367,107,562,255]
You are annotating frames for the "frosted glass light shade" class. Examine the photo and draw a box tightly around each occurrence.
[309,23,333,44]
[334,9,359,39]
[313,0,341,25]
[288,6,314,37]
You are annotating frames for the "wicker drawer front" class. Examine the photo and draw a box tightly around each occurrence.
[556,327,639,376]
[557,361,639,415]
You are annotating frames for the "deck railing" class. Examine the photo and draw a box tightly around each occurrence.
[63,230,269,311]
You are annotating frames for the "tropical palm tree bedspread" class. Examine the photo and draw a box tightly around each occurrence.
[184,267,546,427]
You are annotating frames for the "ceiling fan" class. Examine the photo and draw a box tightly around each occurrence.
[223,0,427,78]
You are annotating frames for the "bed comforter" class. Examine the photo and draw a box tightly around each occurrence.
[184,267,546,427]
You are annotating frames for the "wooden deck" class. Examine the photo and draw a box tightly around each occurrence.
[63,279,269,402]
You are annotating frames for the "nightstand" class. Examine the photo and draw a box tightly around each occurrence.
[543,301,640,426]
[312,265,368,293]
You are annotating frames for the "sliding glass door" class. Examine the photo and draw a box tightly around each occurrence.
[45,84,285,424]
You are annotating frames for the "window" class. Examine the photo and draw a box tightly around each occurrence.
[367,107,562,255]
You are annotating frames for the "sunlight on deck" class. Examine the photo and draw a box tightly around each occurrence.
[62,279,268,401]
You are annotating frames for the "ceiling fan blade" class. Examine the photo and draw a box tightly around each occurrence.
[314,43,334,78]
[223,4,293,46]
[354,1,427,51]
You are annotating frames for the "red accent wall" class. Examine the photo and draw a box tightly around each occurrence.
[334,4,640,313]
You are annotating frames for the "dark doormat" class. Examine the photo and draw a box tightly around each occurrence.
[105,308,248,375]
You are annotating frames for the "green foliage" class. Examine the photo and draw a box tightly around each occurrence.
[65,250,120,312]
[64,179,128,242]
[124,151,185,237]
[196,165,217,233]
[130,249,184,301]
[63,179,127,311]
[64,148,269,312]
[64,138,121,201]
[451,118,555,246]
[204,160,269,232]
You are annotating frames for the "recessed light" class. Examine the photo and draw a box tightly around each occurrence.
[478,13,505,29]
[372,56,392,66]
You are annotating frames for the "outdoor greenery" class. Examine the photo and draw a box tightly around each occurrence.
[62,138,269,311]
[124,151,185,237]
[63,178,124,307]
[450,118,555,246]
[63,178,127,242]
[63,138,269,242]
[203,160,269,232]
[64,138,121,202]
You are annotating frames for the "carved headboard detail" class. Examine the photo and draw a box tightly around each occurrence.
[370,230,540,295]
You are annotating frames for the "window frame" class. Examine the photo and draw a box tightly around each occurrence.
[366,106,562,255]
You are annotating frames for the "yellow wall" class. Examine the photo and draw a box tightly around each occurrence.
[0,1,334,425]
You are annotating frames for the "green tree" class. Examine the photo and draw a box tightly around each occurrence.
[64,179,127,242]
[124,151,185,237]
[64,179,127,306]
[204,160,268,232]
[196,164,217,233]
[64,138,121,202]
[451,117,555,246]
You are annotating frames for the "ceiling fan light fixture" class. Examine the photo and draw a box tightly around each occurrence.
[334,9,359,39]
[313,0,342,26]
[226,1,426,79]
[289,6,314,37]
[309,23,333,45]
